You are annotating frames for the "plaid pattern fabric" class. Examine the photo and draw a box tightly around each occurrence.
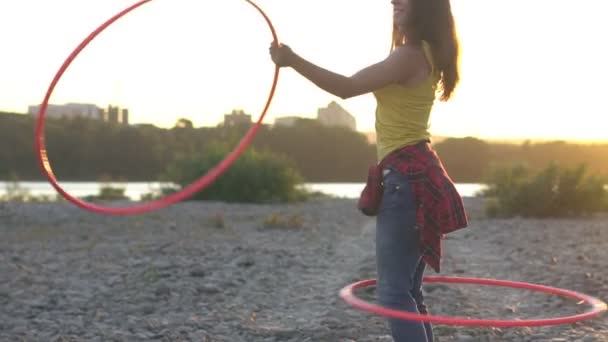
[379,141,468,273]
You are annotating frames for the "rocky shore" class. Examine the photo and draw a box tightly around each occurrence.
[0,198,606,341]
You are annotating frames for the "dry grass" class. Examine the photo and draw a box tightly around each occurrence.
[262,212,305,229]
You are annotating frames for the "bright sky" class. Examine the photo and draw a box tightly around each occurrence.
[1,0,607,142]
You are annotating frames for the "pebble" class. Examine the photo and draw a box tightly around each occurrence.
[0,199,606,341]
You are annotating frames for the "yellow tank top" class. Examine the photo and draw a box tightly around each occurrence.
[374,41,439,161]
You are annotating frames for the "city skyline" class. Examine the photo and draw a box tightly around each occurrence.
[1,0,607,143]
[19,100,358,131]
[11,101,603,145]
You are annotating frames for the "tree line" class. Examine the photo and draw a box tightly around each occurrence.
[1,111,607,183]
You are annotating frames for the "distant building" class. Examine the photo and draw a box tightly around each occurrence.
[29,103,129,125]
[105,105,119,123]
[28,103,103,120]
[103,105,129,125]
[121,109,129,125]
[224,109,252,127]
[317,101,356,131]
[274,116,301,127]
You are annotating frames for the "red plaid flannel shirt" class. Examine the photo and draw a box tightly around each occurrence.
[379,141,468,273]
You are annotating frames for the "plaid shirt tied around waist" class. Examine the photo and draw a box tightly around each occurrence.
[379,141,468,273]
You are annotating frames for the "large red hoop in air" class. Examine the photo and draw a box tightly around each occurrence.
[34,0,280,215]
[340,276,607,327]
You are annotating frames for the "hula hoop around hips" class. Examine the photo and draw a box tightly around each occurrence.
[34,0,280,215]
[340,276,607,327]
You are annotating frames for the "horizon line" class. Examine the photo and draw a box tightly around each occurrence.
[1,109,606,145]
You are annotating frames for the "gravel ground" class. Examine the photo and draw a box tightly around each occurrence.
[0,198,606,341]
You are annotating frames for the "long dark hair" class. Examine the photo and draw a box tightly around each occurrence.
[392,0,459,101]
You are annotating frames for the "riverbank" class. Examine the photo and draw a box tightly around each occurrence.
[0,198,606,341]
[0,181,487,201]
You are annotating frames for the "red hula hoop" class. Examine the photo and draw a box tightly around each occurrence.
[34,0,280,215]
[340,276,607,327]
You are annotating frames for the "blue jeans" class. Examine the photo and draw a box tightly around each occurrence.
[376,169,433,342]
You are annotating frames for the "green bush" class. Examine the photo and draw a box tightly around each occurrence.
[162,144,309,203]
[140,186,179,202]
[83,184,128,201]
[1,178,30,202]
[482,163,608,217]
[0,174,59,202]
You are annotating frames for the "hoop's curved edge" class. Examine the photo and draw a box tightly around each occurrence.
[340,277,607,327]
[35,0,279,215]
[35,0,154,213]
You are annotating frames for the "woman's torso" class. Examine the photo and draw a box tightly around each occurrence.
[374,41,440,162]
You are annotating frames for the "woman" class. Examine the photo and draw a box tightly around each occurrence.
[270,0,468,341]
